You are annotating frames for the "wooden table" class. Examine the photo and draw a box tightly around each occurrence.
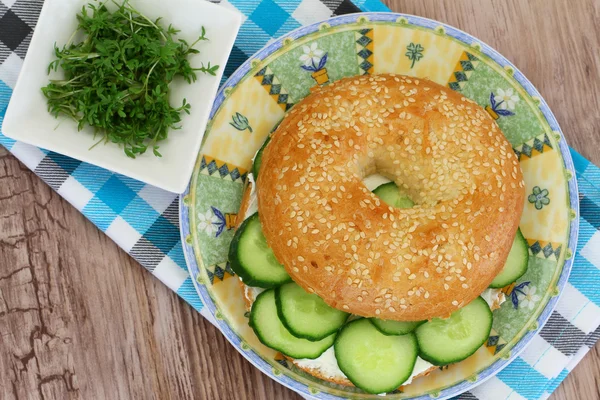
[1,0,598,398]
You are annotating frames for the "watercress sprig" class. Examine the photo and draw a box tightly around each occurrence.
[42,0,218,158]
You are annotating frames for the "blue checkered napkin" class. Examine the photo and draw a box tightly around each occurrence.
[1,1,599,399]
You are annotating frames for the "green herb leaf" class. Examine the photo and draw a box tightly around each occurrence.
[41,0,218,158]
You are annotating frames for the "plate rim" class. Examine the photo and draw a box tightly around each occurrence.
[179,12,580,400]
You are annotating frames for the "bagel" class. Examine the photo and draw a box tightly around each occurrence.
[234,179,506,388]
[255,74,525,321]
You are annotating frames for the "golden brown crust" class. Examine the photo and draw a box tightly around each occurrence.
[256,74,525,321]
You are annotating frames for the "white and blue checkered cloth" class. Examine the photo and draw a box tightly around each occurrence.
[1,1,599,399]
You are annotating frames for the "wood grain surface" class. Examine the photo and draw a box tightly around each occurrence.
[0,0,598,399]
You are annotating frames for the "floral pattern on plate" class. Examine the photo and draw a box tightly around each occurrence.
[180,13,578,400]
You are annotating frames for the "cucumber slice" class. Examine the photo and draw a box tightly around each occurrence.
[489,228,529,288]
[370,318,425,336]
[250,289,335,359]
[334,319,419,394]
[275,282,349,341]
[252,135,271,178]
[415,296,492,366]
[372,182,414,208]
[228,213,291,288]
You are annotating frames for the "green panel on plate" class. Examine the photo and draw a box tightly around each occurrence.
[193,174,244,267]
[492,255,557,343]
[459,61,546,146]
[268,31,360,103]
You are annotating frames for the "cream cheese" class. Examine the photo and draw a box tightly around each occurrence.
[243,281,264,303]
[293,347,348,380]
[245,172,258,218]
[480,288,506,310]
[362,174,393,191]
[404,356,435,385]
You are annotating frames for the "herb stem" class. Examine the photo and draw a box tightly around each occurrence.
[41,0,217,158]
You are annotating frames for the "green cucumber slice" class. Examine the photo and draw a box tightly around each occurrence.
[370,318,425,336]
[252,135,271,178]
[415,296,492,366]
[275,282,349,341]
[228,213,291,288]
[489,228,529,288]
[250,289,335,359]
[334,319,419,394]
[372,182,414,208]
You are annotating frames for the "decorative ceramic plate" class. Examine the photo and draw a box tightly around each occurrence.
[180,13,579,400]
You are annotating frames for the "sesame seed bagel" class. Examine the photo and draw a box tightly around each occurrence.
[256,74,525,321]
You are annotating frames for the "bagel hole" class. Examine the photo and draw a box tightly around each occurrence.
[363,173,415,209]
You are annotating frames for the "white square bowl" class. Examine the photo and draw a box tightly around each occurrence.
[2,0,242,193]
